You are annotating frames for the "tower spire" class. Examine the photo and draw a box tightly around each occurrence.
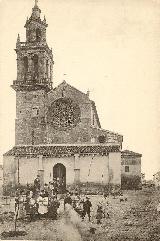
[16,33,20,48]
[31,0,41,19]
[35,0,38,7]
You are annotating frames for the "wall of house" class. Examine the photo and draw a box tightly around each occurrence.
[108,152,121,185]
[121,156,141,176]
[3,156,17,187]
[121,155,141,189]
[78,155,109,183]
[18,157,39,185]
[3,151,121,188]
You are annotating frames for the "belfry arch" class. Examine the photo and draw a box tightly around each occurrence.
[36,28,41,42]
[32,54,39,79]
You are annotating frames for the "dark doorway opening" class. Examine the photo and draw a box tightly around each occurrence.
[53,163,66,193]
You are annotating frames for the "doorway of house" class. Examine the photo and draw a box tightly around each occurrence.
[53,163,66,193]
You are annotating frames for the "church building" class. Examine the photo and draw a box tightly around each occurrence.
[3,1,141,193]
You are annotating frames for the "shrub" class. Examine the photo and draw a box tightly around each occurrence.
[121,175,141,190]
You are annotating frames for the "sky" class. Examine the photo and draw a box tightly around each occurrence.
[0,0,160,179]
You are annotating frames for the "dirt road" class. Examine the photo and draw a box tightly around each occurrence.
[0,189,160,241]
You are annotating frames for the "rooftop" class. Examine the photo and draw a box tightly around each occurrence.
[122,150,142,158]
[3,144,120,157]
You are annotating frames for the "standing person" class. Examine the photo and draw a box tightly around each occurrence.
[53,178,58,195]
[96,204,104,224]
[48,195,60,220]
[48,181,54,197]
[64,192,72,210]
[18,190,26,220]
[29,195,37,221]
[34,175,40,192]
[15,189,20,221]
[101,196,110,218]
[37,190,49,218]
[44,183,49,197]
[25,191,37,221]
[82,197,92,221]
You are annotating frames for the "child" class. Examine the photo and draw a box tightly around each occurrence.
[96,204,104,224]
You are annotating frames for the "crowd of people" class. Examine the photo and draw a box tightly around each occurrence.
[14,175,110,224]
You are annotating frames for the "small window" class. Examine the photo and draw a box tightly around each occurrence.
[23,56,28,78]
[32,107,39,117]
[125,166,129,172]
[98,135,106,143]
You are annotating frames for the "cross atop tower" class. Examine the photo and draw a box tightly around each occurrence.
[35,0,38,6]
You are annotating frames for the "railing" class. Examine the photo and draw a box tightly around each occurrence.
[12,79,52,87]
[19,41,50,49]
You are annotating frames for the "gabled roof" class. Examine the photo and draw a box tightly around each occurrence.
[3,144,120,157]
[122,150,142,157]
[50,81,101,128]
[51,81,88,98]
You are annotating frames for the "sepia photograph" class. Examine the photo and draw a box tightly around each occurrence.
[0,0,159,240]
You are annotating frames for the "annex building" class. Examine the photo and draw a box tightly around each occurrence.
[3,1,141,192]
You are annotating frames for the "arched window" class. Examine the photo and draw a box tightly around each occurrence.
[31,130,34,145]
[23,56,28,79]
[27,29,31,42]
[50,65,52,79]
[33,54,38,79]
[36,28,41,42]
[46,60,49,77]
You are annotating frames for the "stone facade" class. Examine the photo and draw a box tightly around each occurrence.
[10,2,123,148]
[3,2,141,192]
[14,79,123,146]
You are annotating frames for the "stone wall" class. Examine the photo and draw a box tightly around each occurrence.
[15,90,47,145]
[14,81,123,146]
[46,82,123,146]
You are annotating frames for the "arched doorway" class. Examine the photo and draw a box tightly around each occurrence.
[53,163,66,193]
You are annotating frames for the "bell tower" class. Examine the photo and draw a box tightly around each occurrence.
[12,1,53,145]
[12,0,53,92]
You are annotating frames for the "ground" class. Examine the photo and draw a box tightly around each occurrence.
[0,188,160,241]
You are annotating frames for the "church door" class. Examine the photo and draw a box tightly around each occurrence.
[53,163,66,193]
